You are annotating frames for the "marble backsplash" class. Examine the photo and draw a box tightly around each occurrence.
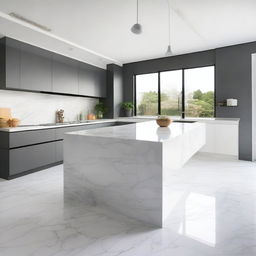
[0,90,98,125]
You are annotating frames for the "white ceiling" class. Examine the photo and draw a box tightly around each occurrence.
[0,0,256,68]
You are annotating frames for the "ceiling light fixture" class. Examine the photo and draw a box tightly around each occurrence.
[131,0,142,34]
[9,12,51,32]
[166,0,172,56]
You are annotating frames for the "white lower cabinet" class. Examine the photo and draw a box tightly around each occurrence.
[199,123,239,157]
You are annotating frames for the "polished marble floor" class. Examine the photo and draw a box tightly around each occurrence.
[0,153,256,256]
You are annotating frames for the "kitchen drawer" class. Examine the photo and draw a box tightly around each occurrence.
[9,142,56,175]
[0,132,9,149]
[55,140,63,162]
[55,126,87,140]
[9,129,55,148]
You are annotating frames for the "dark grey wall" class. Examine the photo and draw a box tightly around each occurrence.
[123,42,256,161]
[103,64,123,118]
[215,42,256,160]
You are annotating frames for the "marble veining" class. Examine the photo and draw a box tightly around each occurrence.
[64,121,206,227]
[0,153,255,256]
[0,89,98,125]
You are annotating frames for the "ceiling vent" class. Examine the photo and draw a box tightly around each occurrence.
[9,12,51,32]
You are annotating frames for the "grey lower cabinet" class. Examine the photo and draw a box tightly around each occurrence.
[9,142,56,176]
[0,122,122,180]
[9,129,55,148]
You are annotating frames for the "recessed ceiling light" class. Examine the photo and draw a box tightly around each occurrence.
[9,12,52,32]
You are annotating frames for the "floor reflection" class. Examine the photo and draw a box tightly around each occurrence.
[178,193,216,247]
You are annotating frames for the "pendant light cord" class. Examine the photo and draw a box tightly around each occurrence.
[137,0,139,23]
[167,0,171,45]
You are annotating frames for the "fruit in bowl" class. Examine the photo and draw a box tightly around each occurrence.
[7,118,20,127]
[156,116,172,127]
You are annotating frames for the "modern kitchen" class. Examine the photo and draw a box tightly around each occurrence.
[0,1,256,256]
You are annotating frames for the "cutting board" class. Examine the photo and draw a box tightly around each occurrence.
[0,108,12,119]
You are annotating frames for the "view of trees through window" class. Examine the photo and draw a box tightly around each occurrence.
[160,70,182,116]
[136,73,158,116]
[135,66,215,118]
[184,66,215,117]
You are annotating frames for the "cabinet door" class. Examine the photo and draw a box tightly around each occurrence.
[6,44,20,89]
[94,69,106,97]
[20,46,52,91]
[52,55,78,95]
[78,63,106,97]
[9,142,56,175]
[55,140,63,162]
[9,129,55,148]
[78,64,95,96]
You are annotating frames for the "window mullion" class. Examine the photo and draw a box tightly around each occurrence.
[158,72,161,115]
[182,69,185,118]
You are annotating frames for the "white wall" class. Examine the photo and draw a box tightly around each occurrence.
[0,90,98,125]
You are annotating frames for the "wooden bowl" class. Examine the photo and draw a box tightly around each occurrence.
[156,118,172,127]
[0,118,9,128]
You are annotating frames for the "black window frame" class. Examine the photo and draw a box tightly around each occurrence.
[134,65,216,118]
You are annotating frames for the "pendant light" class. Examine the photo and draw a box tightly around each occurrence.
[166,0,172,56]
[131,0,142,34]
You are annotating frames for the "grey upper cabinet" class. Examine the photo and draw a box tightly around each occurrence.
[78,63,95,96]
[52,55,78,95]
[78,63,106,98]
[95,69,107,98]
[0,38,20,89]
[20,45,52,92]
[0,37,106,97]
[6,42,20,89]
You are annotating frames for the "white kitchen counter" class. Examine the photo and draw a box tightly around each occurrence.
[128,116,240,125]
[0,119,139,132]
[64,120,206,227]
[67,120,204,143]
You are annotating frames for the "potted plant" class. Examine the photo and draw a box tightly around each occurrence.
[94,102,107,119]
[122,102,134,117]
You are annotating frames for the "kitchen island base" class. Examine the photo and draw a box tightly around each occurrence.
[64,121,205,227]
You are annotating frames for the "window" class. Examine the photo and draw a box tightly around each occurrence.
[160,70,182,117]
[135,66,215,118]
[135,73,158,116]
[184,66,215,118]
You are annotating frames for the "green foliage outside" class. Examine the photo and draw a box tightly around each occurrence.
[137,89,214,117]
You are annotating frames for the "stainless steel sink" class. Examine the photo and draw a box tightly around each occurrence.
[39,121,91,126]
[173,120,196,123]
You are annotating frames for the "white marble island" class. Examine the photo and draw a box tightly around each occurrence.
[64,120,206,227]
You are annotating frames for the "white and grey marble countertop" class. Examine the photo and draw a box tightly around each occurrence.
[132,116,240,124]
[0,116,239,132]
[66,120,204,143]
[0,119,139,132]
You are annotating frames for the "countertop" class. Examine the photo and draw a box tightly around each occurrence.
[133,116,240,124]
[66,120,205,143]
[0,119,138,132]
[0,116,240,132]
